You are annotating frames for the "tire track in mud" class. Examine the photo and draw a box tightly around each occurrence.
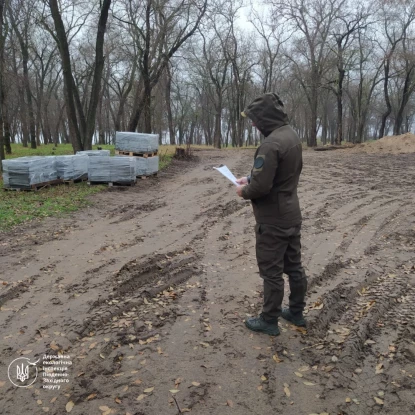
[1,150,415,415]
[296,151,415,415]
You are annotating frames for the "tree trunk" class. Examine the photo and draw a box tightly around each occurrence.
[165,64,175,145]
[336,70,345,145]
[0,0,4,167]
[213,103,222,149]
[379,60,392,139]
[394,67,414,135]
[84,0,111,148]
[48,0,83,151]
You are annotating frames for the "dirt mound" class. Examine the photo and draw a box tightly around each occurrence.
[350,133,415,154]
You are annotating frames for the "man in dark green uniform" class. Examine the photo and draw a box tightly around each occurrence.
[236,92,307,336]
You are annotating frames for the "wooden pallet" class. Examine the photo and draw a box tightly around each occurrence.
[115,150,158,158]
[137,172,158,180]
[63,174,88,184]
[4,179,63,191]
[87,181,136,187]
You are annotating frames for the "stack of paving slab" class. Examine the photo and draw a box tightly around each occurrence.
[88,156,136,184]
[56,155,88,181]
[135,156,159,177]
[2,156,58,189]
[115,132,159,154]
[76,150,111,157]
[115,132,159,177]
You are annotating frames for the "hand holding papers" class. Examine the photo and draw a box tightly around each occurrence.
[213,165,238,186]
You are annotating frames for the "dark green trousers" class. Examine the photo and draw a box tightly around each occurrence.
[255,223,307,322]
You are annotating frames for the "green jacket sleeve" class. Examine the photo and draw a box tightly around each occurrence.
[241,143,278,200]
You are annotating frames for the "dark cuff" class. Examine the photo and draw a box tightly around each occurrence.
[241,186,250,200]
[247,175,251,184]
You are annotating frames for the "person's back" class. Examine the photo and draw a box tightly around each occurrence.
[240,93,302,227]
[236,92,307,337]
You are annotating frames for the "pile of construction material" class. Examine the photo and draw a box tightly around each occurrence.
[115,132,159,178]
[88,156,136,185]
[56,154,88,181]
[115,132,158,154]
[2,134,160,189]
[76,150,111,157]
[3,156,59,190]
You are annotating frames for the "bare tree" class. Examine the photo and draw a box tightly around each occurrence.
[273,0,345,147]
[41,0,112,151]
[115,0,207,134]
[393,34,415,134]
[378,1,415,138]
[0,0,6,167]
[8,0,37,149]
[330,7,371,144]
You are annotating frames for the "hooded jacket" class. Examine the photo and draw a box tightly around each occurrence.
[241,93,302,227]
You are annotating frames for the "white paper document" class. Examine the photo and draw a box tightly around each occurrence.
[213,165,238,186]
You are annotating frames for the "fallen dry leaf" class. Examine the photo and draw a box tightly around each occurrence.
[37,400,42,405]
[374,397,384,405]
[303,381,316,386]
[257,385,263,391]
[200,342,209,348]
[294,372,303,378]
[50,397,57,403]
[136,394,146,401]
[345,397,351,403]
[0,381,6,387]
[89,342,97,349]
[191,382,200,387]
[21,350,32,355]
[261,375,267,381]
[284,383,291,397]
[227,400,234,407]
[65,401,74,413]
[99,406,110,412]
[86,394,96,401]
[299,366,310,372]
[376,363,384,374]
[273,353,283,363]
[144,387,154,393]
[50,342,60,351]
[169,389,180,394]
[115,398,121,404]
[182,409,191,413]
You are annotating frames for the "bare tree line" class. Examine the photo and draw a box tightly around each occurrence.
[0,0,415,162]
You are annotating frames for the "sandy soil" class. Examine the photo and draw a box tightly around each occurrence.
[348,133,415,154]
[0,149,415,415]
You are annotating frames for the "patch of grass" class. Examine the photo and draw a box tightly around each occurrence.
[0,143,179,231]
[0,141,258,231]
[0,182,104,231]
[5,143,117,159]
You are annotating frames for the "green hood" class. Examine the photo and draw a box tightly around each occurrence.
[243,93,289,137]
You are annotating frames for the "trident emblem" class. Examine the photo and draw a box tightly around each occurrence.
[16,363,29,382]
[8,357,39,387]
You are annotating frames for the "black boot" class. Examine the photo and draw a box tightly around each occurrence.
[245,314,280,336]
[281,308,306,327]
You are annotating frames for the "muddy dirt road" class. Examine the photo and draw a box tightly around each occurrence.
[1,149,414,415]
